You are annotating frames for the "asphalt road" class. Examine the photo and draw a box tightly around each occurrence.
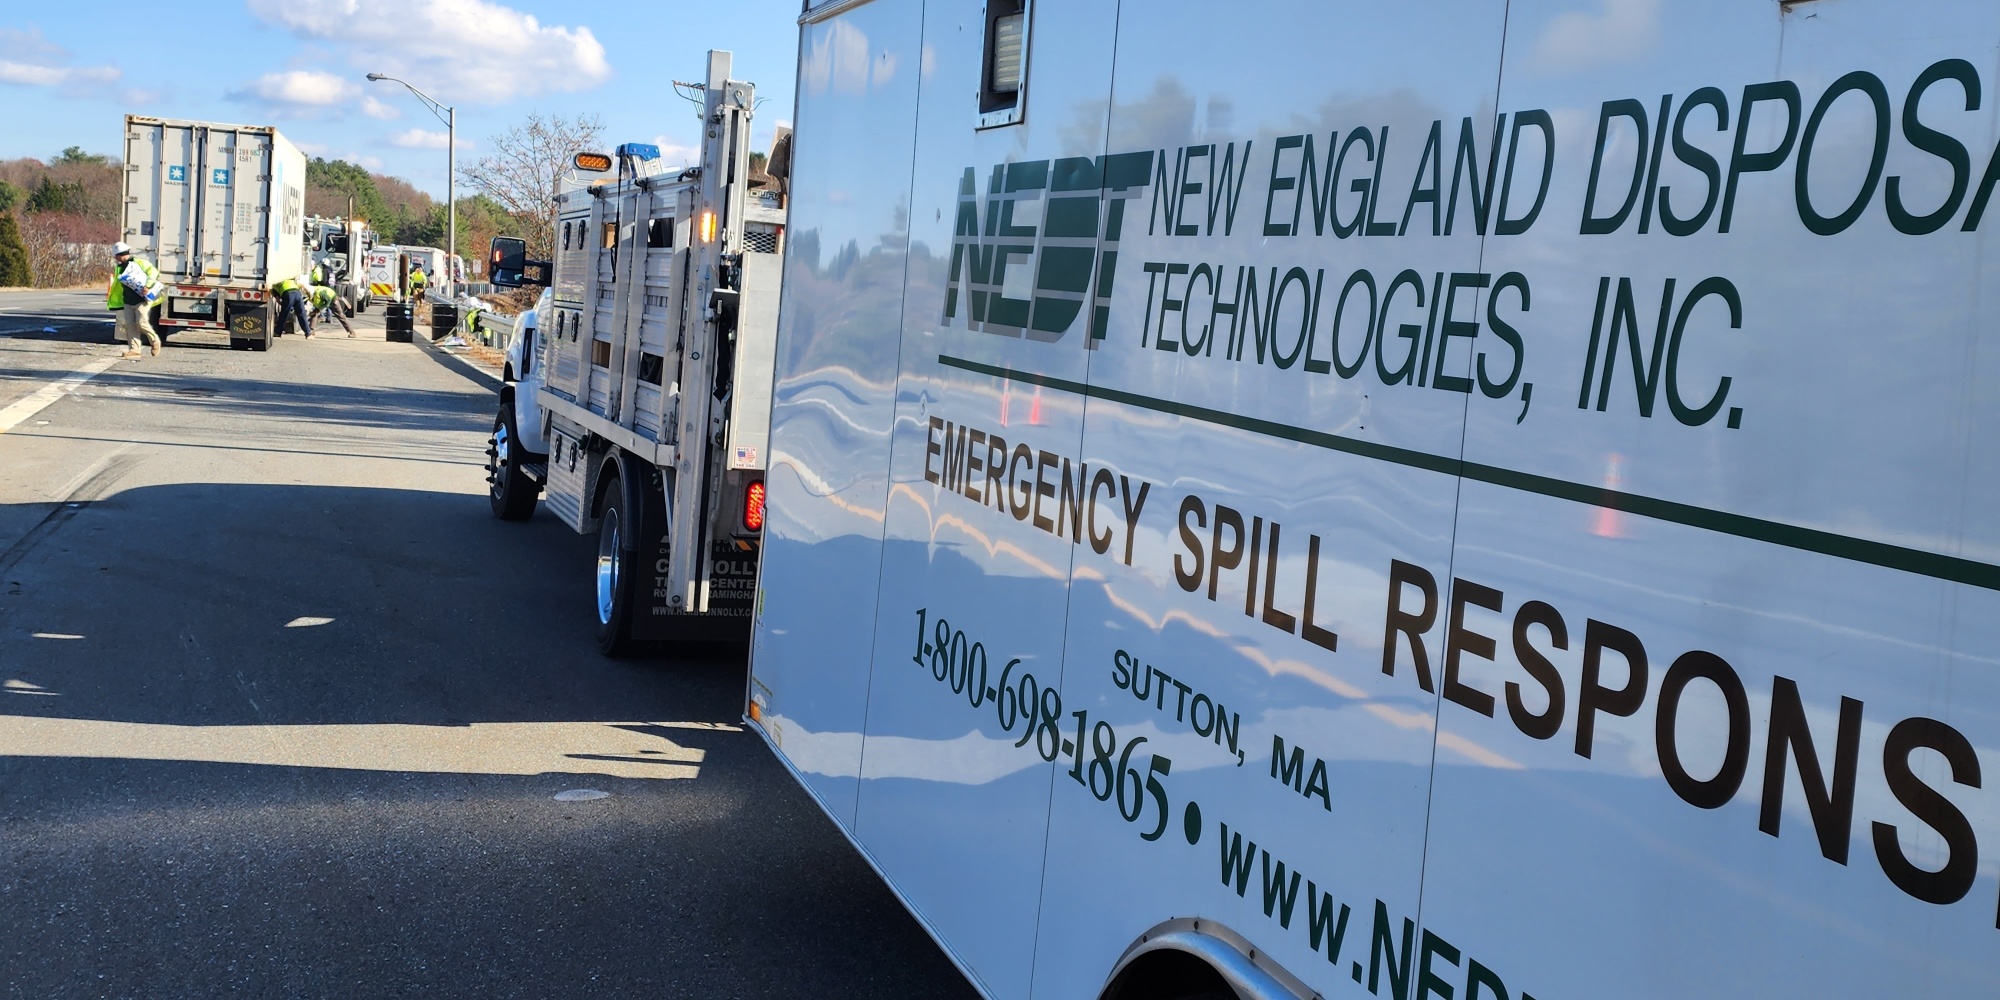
[0,290,978,999]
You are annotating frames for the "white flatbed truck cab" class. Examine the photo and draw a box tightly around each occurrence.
[484,50,784,654]
[748,2,2000,999]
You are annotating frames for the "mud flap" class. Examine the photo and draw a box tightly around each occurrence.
[630,505,758,643]
[227,302,270,350]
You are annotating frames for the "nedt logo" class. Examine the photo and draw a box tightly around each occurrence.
[943,151,1152,347]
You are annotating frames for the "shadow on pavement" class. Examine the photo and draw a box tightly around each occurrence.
[0,481,976,999]
[0,363,493,434]
[0,482,737,727]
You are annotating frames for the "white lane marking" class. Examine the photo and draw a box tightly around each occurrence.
[554,789,610,801]
[0,356,121,435]
[0,718,707,779]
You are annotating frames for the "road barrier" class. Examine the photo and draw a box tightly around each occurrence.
[476,311,517,350]
[429,303,458,341]
[384,303,413,343]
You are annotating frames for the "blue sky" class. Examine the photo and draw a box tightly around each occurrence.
[0,0,805,198]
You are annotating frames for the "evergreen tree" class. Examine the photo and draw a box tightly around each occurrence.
[306,158,393,225]
[52,146,110,167]
[26,176,83,214]
[0,213,33,287]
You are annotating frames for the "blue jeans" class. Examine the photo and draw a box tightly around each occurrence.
[279,288,312,337]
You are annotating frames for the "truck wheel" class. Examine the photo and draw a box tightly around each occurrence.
[593,477,640,657]
[486,400,540,521]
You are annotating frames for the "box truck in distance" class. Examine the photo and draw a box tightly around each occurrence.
[747,2,2000,999]
[121,115,308,352]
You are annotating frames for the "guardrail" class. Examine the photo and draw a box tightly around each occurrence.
[475,311,517,350]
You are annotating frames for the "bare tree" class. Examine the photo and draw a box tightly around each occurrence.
[17,211,116,288]
[460,112,604,260]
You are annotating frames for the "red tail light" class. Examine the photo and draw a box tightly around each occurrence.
[743,480,766,532]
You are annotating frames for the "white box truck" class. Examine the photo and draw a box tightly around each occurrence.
[121,115,308,351]
[364,244,410,303]
[483,50,786,653]
[749,2,2000,999]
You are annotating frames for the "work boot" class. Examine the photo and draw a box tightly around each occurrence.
[119,350,141,359]
[150,344,160,356]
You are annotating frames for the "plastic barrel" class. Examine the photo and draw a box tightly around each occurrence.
[386,303,414,343]
[429,303,458,341]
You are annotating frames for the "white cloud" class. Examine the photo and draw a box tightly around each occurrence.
[0,27,63,63]
[389,128,452,150]
[1528,0,1659,75]
[0,27,124,98]
[648,136,702,169]
[248,0,610,104]
[233,69,358,108]
[361,96,400,120]
[329,151,386,171]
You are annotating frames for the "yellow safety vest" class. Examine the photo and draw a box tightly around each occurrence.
[310,285,337,310]
[274,277,299,295]
[106,257,161,311]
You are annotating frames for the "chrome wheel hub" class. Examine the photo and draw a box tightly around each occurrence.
[596,507,621,626]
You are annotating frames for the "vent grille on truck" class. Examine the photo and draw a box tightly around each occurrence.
[743,224,781,255]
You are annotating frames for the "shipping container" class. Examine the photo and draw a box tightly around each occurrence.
[121,115,308,350]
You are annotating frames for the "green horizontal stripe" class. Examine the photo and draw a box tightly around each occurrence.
[938,354,2000,593]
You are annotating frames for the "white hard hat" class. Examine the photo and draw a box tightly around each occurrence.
[111,242,132,256]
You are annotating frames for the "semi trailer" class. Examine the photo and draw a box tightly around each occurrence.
[120,115,308,351]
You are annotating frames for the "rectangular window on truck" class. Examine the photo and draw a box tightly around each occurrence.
[978,0,1031,129]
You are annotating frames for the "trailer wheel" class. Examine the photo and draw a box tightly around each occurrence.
[486,398,540,521]
[593,476,640,657]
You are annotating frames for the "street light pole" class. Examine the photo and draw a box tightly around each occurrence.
[365,72,456,298]
[447,104,455,295]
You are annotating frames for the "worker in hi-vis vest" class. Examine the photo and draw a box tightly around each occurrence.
[408,266,428,302]
[273,274,313,339]
[107,242,163,358]
[309,283,355,338]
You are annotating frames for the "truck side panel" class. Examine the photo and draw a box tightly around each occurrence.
[750,0,925,837]
[759,1,2000,999]
[1027,4,1501,996]
[1418,3,2000,998]
[264,131,307,286]
[847,3,1139,997]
